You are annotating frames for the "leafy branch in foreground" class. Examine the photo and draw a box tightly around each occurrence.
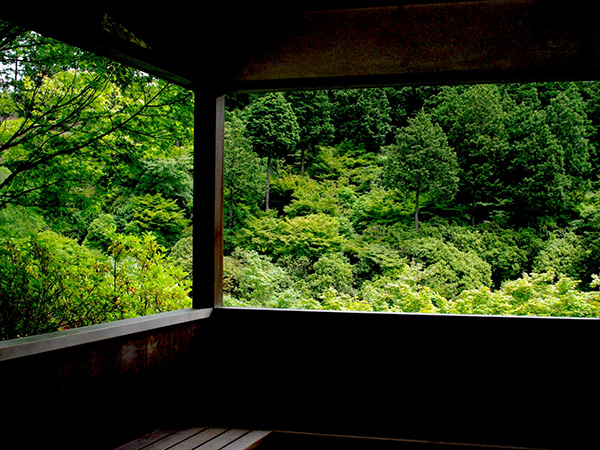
[0,69,175,208]
[0,25,194,212]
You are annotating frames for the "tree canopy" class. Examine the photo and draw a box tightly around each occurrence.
[223,81,600,319]
[382,109,458,232]
[243,92,299,210]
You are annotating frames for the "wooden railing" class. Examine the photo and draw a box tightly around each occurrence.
[1,308,212,449]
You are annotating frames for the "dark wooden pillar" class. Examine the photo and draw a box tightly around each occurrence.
[192,93,224,309]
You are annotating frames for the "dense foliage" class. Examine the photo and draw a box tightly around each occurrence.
[223,85,600,318]
[0,22,193,340]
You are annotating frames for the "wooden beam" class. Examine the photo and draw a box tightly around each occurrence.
[229,0,600,91]
[5,2,600,92]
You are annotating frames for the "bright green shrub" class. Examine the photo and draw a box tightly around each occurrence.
[318,288,373,311]
[236,212,345,260]
[360,264,446,313]
[0,229,192,340]
[280,175,340,217]
[432,223,535,288]
[350,187,410,232]
[170,236,193,282]
[398,236,492,299]
[128,193,190,248]
[308,144,381,193]
[343,233,406,282]
[0,204,47,237]
[135,154,193,206]
[0,231,113,339]
[223,248,318,309]
[277,214,345,258]
[223,248,290,304]
[83,213,117,252]
[532,230,588,280]
[440,287,514,316]
[477,226,536,287]
[103,231,192,319]
[308,252,355,296]
[502,271,600,317]
[444,271,600,318]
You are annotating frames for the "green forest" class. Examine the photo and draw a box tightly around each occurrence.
[2,21,600,340]
[223,84,600,318]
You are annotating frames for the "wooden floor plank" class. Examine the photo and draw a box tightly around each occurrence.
[113,427,271,450]
[168,427,228,450]
[219,430,271,450]
[142,427,207,450]
[195,429,249,450]
[113,429,178,450]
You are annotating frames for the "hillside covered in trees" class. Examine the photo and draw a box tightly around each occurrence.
[223,84,600,317]
[2,21,600,341]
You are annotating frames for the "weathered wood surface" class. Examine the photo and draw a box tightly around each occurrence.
[229,1,600,90]
[0,309,211,361]
[114,427,271,450]
[192,95,225,309]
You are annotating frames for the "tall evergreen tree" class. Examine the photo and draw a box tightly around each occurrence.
[243,92,299,210]
[505,95,574,222]
[431,85,510,223]
[545,86,593,204]
[285,90,334,174]
[224,111,265,229]
[382,110,458,232]
[329,88,392,152]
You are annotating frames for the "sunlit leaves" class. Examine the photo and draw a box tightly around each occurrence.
[445,271,600,318]
[0,228,192,340]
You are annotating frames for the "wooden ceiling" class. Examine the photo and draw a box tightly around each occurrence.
[2,1,600,93]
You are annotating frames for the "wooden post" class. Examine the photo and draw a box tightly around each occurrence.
[192,93,224,309]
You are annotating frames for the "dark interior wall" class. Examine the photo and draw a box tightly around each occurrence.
[202,308,597,450]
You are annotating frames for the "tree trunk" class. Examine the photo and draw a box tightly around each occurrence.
[265,154,271,211]
[414,186,420,233]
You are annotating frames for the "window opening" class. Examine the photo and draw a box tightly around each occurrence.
[223,84,600,318]
[0,20,194,341]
